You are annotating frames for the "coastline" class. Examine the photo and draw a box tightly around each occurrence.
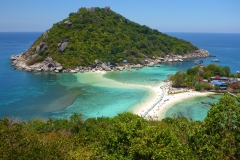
[74,70,216,120]
[75,71,161,115]
[146,90,215,120]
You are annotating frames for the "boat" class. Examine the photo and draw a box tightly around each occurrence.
[211,59,220,62]
[194,60,203,65]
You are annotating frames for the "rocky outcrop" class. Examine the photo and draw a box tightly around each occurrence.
[182,49,209,58]
[10,55,19,60]
[36,42,48,52]
[64,21,72,29]
[10,48,210,73]
[43,31,48,39]
[11,52,63,72]
[87,7,95,13]
[28,54,39,61]
[57,39,69,53]
[163,49,210,62]
[105,6,110,12]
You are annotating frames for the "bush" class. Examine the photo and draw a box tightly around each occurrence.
[194,83,203,91]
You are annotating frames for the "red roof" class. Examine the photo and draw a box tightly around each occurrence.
[215,75,221,79]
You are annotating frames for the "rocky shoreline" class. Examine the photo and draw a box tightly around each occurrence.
[10,49,209,73]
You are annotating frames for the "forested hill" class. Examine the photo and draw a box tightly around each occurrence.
[27,6,198,68]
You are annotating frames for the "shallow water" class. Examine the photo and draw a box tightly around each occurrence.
[1,32,239,120]
[104,65,178,85]
[165,94,223,121]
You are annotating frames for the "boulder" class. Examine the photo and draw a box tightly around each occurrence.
[57,41,68,52]
[36,42,48,52]
[30,54,39,61]
[116,67,124,71]
[132,64,142,68]
[105,6,110,12]
[101,63,107,69]
[55,62,61,67]
[48,63,55,68]
[70,70,77,73]
[148,62,155,67]
[42,65,49,71]
[87,7,95,13]
[56,66,63,71]
[45,57,53,62]
[36,69,42,72]
[10,55,19,60]
[43,31,48,39]
[64,21,72,28]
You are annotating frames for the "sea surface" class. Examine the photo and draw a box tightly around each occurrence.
[0,32,239,120]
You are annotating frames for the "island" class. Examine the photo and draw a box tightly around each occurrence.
[10,6,209,73]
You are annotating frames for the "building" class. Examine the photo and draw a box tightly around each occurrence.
[212,80,227,89]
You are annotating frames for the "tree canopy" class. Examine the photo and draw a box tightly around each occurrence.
[1,94,240,159]
[28,7,198,68]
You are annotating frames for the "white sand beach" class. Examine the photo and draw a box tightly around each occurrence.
[75,71,214,120]
[145,89,215,120]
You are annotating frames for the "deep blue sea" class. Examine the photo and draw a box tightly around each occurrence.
[0,32,239,120]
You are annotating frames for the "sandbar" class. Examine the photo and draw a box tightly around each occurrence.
[74,71,215,120]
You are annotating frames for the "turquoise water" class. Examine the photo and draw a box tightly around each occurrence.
[50,86,147,119]
[165,94,223,121]
[0,32,239,120]
[104,65,177,85]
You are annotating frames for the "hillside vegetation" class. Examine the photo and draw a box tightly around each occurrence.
[1,94,240,159]
[28,7,198,68]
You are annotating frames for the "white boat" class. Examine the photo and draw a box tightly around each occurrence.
[211,59,220,62]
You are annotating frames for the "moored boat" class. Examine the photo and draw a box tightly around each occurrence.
[211,58,220,62]
[194,60,203,65]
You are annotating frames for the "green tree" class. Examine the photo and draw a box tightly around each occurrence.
[171,70,187,87]
[185,75,195,88]
[190,94,240,159]
[194,83,203,91]
[187,66,199,76]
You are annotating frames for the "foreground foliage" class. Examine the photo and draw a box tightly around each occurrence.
[29,7,198,68]
[1,94,239,159]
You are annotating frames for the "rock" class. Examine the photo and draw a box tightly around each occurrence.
[55,62,62,67]
[125,19,130,25]
[30,54,39,61]
[42,65,49,71]
[64,21,72,28]
[48,63,54,68]
[43,31,48,38]
[36,46,40,52]
[87,7,95,13]
[45,57,53,62]
[36,42,48,52]
[132,64,142,68]
[94,59,99,64]
[70,70,77,73]
[116,67,124,71]
[105,6,110,12]
[55,66,63,71]
[57,41,68,52]
[148,62,155,67]
[101,63,107,69]
[10,55,19,60]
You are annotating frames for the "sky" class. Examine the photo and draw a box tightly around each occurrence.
[0,0,240,33]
